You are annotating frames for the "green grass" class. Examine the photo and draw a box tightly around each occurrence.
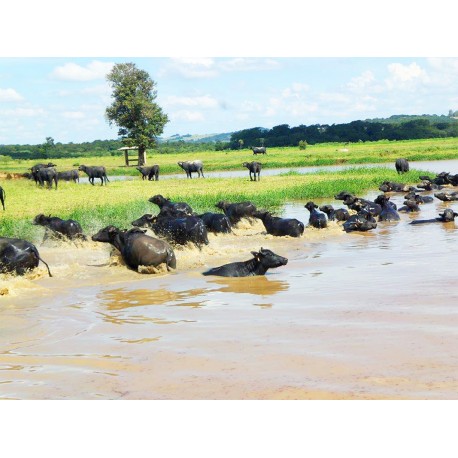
[0,166,429,241]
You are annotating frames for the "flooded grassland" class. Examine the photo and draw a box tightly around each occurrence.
[1,161,458,399]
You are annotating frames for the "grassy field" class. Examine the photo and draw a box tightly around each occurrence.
[0,165,427,241]
[1,137,458,178]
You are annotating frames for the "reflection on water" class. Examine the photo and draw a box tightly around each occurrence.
[98,287,209,309]
[207,276,289,296]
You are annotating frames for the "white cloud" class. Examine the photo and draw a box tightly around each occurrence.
[171,110,204,121]
[51,60,115,81]
[0,107,46,117]
[164,95,219,108]
[159,57,217,78]
[386,62,429,89]
[346,71,375,91]
[0,88,24,102]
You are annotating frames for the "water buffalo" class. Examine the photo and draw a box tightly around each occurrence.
[243,161,262,181]
[398,199,421,213]
[395,158,409,174]
[434,191,458,202]
[304,202,327,228]
[198,212,232,234]
[33,214,87,241]
[215,200,257,225]
[0,186,5,210]
[136,165,159,181]
[403,191,434,204]
[343,196,383,216]
[148,194,193,215]
[253,211,304,237]
[373,195,400,221]
[36,167,58,189]
[92,226,176,272]
[251,147,266,155]
[177,160,204,178]
[202,248,287,277]
[342,210,377,232]
[57,170,79,183]
[30,163,57,185]
[78,165,109,185]
[319,205,350,221]
[379,181,414,193]
[410,209,458,225]
[132,214,209,248]
[0,237,52,276]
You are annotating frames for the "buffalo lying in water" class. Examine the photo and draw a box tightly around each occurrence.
[253,211,304,237]
[202,248,287,277]
[92,226,176,272]
[0,237,52,276]
[304,202,327,228]
[343,210,377,232]
[409,209,458,225]
[33,214,87,241]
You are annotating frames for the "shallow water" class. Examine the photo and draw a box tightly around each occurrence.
[2,162,458,399]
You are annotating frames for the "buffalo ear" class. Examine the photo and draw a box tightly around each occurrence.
[251,251,260,259]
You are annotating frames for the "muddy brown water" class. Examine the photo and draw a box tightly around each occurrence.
[2,163,458,399]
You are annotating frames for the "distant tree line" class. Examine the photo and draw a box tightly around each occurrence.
[228,117,458,149]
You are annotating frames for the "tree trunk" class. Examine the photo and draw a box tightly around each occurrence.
[138,146,146,166]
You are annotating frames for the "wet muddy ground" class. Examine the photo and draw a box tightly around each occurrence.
[2,161,458,399]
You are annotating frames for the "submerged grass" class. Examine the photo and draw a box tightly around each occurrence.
[0,166,427,241]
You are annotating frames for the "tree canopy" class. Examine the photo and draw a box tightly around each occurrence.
[105,62,169,165]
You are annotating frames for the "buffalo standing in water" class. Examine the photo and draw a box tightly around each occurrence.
[253,211,304,237]
[33,214,87,241]
[92,226,176,272]
[395,158,409,174]
[0,237,52,276]
[202,248,287,277]
[304,202,327,228]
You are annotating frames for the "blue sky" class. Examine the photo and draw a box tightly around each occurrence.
[1,57,458,145]
[1,1,457,145]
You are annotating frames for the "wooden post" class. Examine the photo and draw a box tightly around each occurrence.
[124,150,129,166]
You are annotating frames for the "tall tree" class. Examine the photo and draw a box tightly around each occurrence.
[105,62,169,166]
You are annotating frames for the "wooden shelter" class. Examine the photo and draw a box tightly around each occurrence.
[117,146,146,166]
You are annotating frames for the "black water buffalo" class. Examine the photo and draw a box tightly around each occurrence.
[251,147,266,155]
[253,211,304,237]
[30,163,57,185]
[0,237,52,276]
[177,160,204,178]
[243,161,262,181]
[334,190,355,200]
[319,205,350,221]
[198,212,232,234]
[92,226,176,272]
[395,158,409,174]
[78,165,109,185]
[379,181,414,193]
[148,194,194,215]
[342,210,377,232]
[410,209,458,225]
[0,186,5,210]
[343,196,382,216]
[417,179,443,191]
[215,200,257,225]
[398,199,421,213]
[374,195,400,221]
[136,165,159,181]
[434,191,458,202]
[33,214,86,241]
[202,248,287,277]
[403,191,434,204]
[36,167,58,189]
[57,170,79,183]
[304,202,327,228]
[132,214,209,248]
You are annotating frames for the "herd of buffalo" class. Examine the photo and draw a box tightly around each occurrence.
[1,157,458,279]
